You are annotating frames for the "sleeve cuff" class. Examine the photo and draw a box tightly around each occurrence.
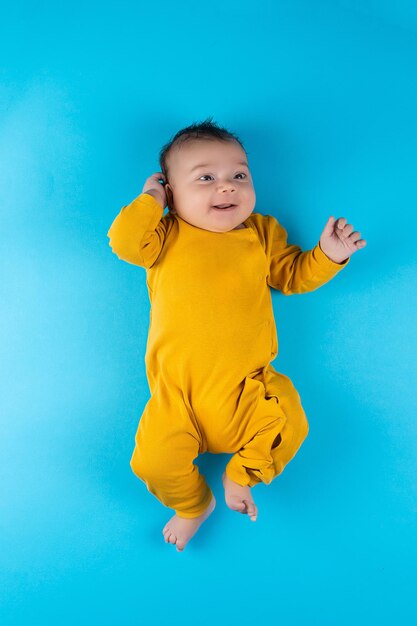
[314,241,350,269]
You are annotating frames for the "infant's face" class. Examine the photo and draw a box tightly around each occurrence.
[165,139,256,232]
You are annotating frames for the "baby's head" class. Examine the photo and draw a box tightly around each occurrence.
[159,118,256,233]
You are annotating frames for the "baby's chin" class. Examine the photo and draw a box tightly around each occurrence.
[173,206,249,232]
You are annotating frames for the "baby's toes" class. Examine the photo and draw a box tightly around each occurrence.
[244,500,258,521]
[228,495,246,512]
[168,533,177,545]
[163,529,173,543]
[176,540,185,552]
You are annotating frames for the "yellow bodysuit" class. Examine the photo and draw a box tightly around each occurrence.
[107,193,350,518]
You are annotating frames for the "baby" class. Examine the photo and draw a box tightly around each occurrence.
[107,118,366,552]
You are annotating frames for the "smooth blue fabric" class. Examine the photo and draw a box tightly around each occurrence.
[1,1,416,624]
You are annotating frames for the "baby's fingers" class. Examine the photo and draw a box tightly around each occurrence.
[151,172,166,185]
[349,231,367,248]
[335,217,353,236]
[349,230,361,243]
[335,217,347,229]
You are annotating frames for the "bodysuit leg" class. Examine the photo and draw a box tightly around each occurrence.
[225,365,309,488]
[130,384,213,519]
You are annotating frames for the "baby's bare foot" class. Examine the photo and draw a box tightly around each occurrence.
[162,494,216,552]
[222,471,258,521]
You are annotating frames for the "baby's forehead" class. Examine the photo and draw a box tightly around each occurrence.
[168,139,247,173]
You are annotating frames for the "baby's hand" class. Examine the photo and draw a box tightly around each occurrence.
[142,172,167,209]
[319,216,367,264]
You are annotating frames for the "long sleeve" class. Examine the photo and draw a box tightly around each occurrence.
[266,215,350,294]
[107,193,170,268]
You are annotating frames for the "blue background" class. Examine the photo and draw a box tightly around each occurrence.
[1,1,417,624]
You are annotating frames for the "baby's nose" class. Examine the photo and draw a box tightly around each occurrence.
[218,181,236,191]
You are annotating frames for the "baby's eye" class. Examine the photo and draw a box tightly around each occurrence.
[199,173,247,181]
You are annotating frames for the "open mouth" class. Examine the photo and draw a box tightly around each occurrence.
[212,204,237,211]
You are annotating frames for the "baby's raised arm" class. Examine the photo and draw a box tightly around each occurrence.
[107,172,170,268]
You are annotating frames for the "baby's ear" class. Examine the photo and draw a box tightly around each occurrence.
[165,184,176,214]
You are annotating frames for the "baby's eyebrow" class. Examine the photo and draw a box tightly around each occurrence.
[189,161,249,173]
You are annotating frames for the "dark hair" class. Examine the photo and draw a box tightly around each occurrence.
[159,116,246,183]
